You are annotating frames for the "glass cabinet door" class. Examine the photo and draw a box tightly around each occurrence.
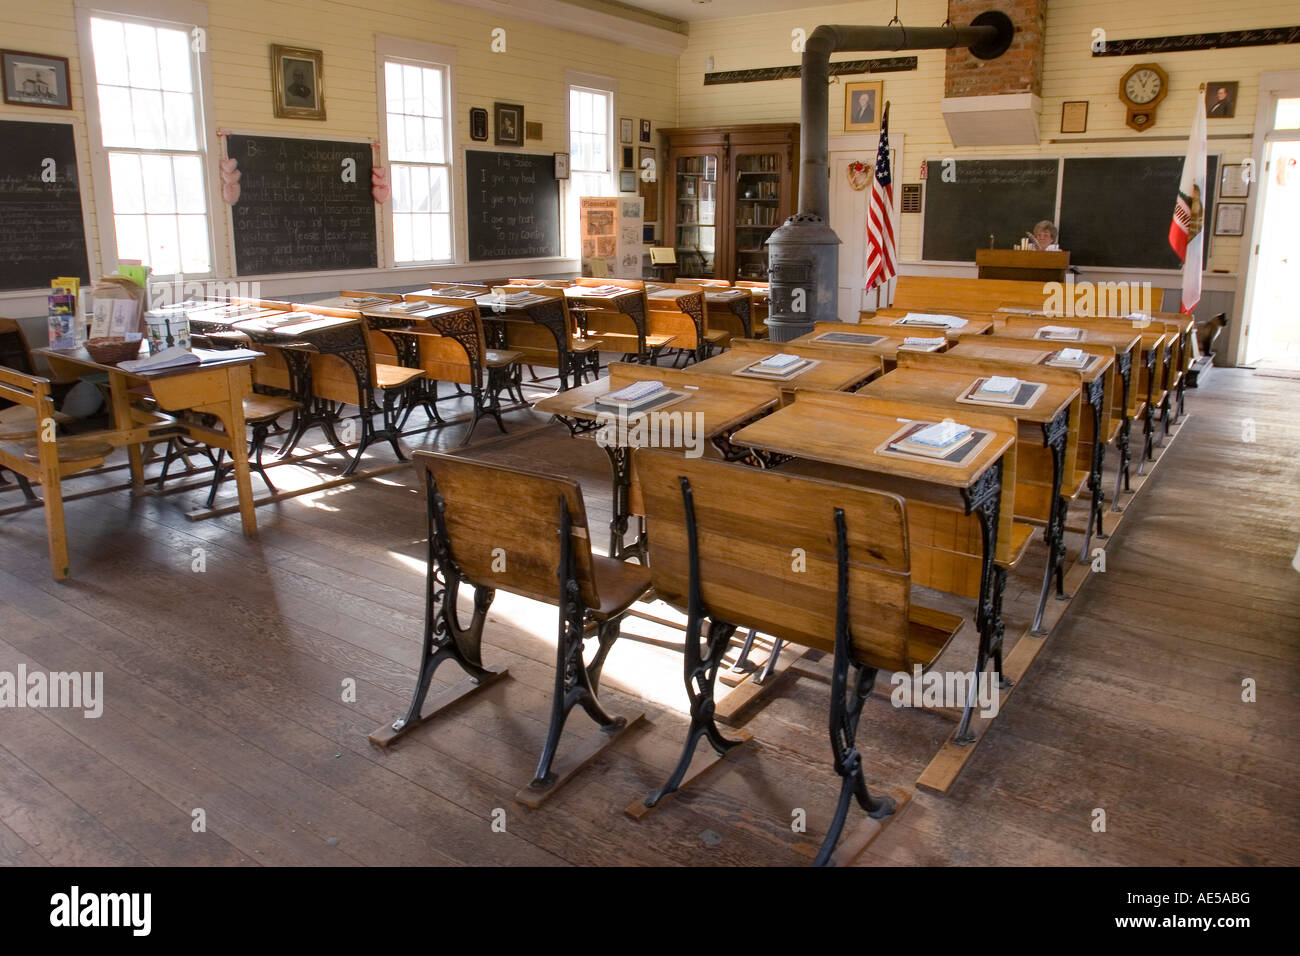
[674,153,719,278]
[732,151,781,282]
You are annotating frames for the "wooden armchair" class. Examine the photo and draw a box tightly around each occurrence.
[634,450,963,865]
[371,452,652,803]
[0,367,114,580]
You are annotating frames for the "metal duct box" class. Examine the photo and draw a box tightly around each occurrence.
[941,93,1042,146]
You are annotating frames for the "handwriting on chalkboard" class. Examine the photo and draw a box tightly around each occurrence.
[465,151,561,261]
[0,121,90,291]
[1093,25,1300,56]
[226,134,376,276]
[704,56,917,85]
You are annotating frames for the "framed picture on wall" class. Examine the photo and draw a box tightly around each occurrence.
[844,81,883,132]
[1060,101,1088,134]
[554,152,570,180]
[495,102,524,146]
[640,119,651,143]
[622,145,634,169]
[1219,163,1250,198]
[270,44,325,120]
[620,117,633,144]
[469,107,488,141]
[619,170,636,192]
[1,49,72,109]
[1206,81,1237,119]
[1214,202,1245,236]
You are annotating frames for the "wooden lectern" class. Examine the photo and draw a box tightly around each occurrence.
[975,249,1069,283]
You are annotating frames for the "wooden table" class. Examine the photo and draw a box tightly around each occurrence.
[534,363,778,561]
[860,355,1081,634]
[950,337,1117,541]
[35,345,262,536]
[646,288,708,362]
[684,339,881,393]
[728,389,1018,740]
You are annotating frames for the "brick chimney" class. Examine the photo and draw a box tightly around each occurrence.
[941,0,1046,144]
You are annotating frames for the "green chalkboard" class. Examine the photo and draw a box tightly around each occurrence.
[921,159,1060,263]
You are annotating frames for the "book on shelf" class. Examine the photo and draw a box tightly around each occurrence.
[893,421,975,459]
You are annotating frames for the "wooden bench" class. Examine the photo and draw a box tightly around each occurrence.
[634,449,963,864]
[371,452,652,805]
[892,276,1051,315]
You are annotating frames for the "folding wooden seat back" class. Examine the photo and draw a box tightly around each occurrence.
[401,294,491,388]
[892,275,1048,314]
[340,290,403,364]
[635,450,960,674]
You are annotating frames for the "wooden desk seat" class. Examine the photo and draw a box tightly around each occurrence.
[0,367,117,579]
[372,452,651,805]
[0,405,74,439]
[634,449,962,864]
[892,276,1054,315]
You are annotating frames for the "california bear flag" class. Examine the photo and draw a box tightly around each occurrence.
[1169,88,1207,314]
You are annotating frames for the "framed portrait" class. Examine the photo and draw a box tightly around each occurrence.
[1213,202,1245,236]
[1206,81,1237,119]
[619,170,636,193]
[642,224,655,243]
[1219,163,1250,198]
[844,81,883,132]
[469,107,488,142]
[622,145,634,169]
[640,119,651,143]
[620,117,633,144]
[271,45,325,120]
[554,152,570,180]
[1060,100,1088,134]
[495,102,524,146]
[1,49,71,109]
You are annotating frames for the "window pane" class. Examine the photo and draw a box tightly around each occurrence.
[403,64,422,115]
[385,62,403,114]
[393,213,413,262]
[431,213,451,261]
[410,164,430,213]
[131,89,165,148]
[140,154,176,213]
[173,155,206,213]
[146,214,181,274]
[422,67,442,117]
[1276,98,1300,130]
[108,152,145,214]
[387,109,406,160]
[90,18,129,87]
[411,214,432,261]
[157,28,192,92]
[404,114,424,161]
[163,91,197,149]
[124,23,161,90]
[177,214,211,273]
[429,167,448,213]
[97,85,134,147]
[114,214,149,263]
[424,117,443,164]
[392,164,411,213]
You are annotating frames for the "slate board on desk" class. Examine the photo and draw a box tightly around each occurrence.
[0,120,90,291]
[464,150,561,261]
[225,134,376,275]
[921,159,1059,263]
[1059,155,1219,269]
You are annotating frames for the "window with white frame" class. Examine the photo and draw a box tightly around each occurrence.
[568,85,614,254]
[88,15,212,277]
[383,58,453,263]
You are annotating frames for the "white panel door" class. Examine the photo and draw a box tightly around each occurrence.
[828,135,900,322]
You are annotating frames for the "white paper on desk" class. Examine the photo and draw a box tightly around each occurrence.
[117,346,198,373]
[192,347,262,362]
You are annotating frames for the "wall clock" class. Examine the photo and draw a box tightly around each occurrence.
[1119,63,1168,132]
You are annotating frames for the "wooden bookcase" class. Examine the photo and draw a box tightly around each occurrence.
[659,124,799,283]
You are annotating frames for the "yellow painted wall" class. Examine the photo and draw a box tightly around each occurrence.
[677,0,1298,269]
[0,0,677,292]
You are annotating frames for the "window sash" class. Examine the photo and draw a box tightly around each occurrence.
[383,58,454,265]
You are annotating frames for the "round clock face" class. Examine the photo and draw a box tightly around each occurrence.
[1125,69,1163,105]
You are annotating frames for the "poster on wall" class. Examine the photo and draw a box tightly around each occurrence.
[579,196,619,277]
[616,197,644,279]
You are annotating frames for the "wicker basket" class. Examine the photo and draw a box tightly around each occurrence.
[84,337,143,365]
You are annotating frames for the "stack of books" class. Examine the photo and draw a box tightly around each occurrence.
[1047,347,1090,369]
[893,421,975,459]
[900,336,947,351]
[741,352,810,379]
[594,380,669,412]
[385,300,432,313]
[972,375,1021,404]
[581,285,625,296]
[345,295,391,308]
[1037,325,1085,342]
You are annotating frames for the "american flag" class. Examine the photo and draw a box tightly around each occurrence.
[865,107,897,294]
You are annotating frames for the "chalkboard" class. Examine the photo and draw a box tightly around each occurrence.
[226,134,376,276]
[921,159,1060,263]
[0,120,90,291]
[1059,155,1219,269]
[464,150,561,260]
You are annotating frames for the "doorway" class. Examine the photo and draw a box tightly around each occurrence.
[1237,77,1300,369]
[827,132,902,322]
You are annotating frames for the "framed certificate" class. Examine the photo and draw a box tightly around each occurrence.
[1060,101,1088,134]
[1219,163,1250,198]
[1213,202,1245,237]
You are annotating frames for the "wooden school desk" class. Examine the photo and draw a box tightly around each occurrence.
[861,309,996,342]
[564,281,660,363]
[788,322,948,371]
[35,345,262,536]
[727,390,1019,740]
[533,363,777,561]
[646,287,711,363]
[858,352,1081,635]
